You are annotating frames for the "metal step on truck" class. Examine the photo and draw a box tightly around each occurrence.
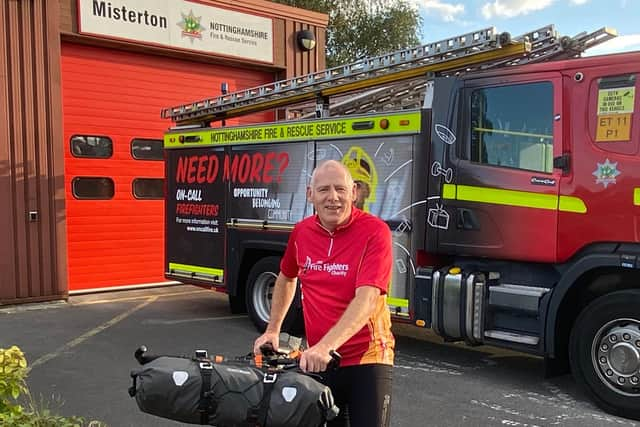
[161,24,640,420]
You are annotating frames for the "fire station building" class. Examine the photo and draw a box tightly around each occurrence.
[0,0,327,304]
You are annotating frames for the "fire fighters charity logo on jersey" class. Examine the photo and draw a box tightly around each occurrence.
[303,257,349,277]
[592,159,621,188]
[178,10,205,40]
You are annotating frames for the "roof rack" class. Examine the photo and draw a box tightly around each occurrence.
[162,25,616,125]
[295,25,618,118]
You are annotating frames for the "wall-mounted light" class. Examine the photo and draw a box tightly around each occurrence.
[297,29,316,51]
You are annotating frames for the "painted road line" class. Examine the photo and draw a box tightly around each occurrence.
[142,315,247,325]
[26,297,157,373]
[70,289,209,306]
[68,281,182,295]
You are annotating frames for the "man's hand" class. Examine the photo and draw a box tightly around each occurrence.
[300,343,333,373]
[253,331,280,356]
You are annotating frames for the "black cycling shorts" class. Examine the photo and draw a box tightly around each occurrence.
[320,363,393,427]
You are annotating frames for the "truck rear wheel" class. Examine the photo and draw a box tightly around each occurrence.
[569,290,640,420]
[245,256,303,335]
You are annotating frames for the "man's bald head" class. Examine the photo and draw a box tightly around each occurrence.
[309,160,354,189]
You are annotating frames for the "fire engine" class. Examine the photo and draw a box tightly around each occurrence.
[161,25,640,419]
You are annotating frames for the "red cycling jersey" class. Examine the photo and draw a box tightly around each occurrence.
[280,208,395,367]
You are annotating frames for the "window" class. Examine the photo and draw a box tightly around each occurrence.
[133,178,164,199]
[70,135,113,158]
[590,74,637,154]
[470,82,554,173]
[131,139,163,160]
[72,177,115,199]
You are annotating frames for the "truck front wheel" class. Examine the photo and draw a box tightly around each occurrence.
[245,256,303,335]
[569,290,640,420]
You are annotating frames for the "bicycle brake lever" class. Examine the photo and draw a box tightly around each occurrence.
[327,350,342,371]
[259,343,276,357]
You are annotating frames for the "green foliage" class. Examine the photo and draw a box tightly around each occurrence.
[0,346,28,418]
[272,0,422,67]
[0,346,107,427]
[0,407,86,427]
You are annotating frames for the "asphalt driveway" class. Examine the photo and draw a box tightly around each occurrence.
[1,285,637,427]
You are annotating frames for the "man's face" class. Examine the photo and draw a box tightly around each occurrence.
[307,164,357,231]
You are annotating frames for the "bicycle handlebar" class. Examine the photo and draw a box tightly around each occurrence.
[133,343,342,372]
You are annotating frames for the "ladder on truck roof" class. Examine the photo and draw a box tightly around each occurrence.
[300,25,618,118]
[162,25,616,125]
[162,26,526,125]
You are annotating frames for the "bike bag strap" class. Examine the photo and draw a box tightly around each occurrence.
[128,373,137,397]
[247,372,277,426]
[198,360,215,424]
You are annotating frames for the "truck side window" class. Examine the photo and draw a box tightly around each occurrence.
[70,135,113,158]
[131,139,163,160]
[71,177,115,199]
[132,178,164,199]
[589,74,637,154]
[470,82,553,173]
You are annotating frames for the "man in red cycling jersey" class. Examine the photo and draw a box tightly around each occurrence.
[253,159,394,427]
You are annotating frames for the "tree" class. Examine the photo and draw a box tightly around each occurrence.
[273,0,422,68]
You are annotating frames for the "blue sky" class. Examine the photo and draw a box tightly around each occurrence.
[410,0,640,56]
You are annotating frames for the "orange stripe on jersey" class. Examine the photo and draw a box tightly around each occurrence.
[359,296,395,365]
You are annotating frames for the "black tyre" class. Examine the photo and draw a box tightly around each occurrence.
[228,294,246,314]
[245,256,304,335]
[569,290,640,420]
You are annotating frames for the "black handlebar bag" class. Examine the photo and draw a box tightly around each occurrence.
[129,355,339,427]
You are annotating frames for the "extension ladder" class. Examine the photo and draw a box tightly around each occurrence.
[162,25,616,125]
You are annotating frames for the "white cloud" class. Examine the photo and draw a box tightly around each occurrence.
[570,0,589,4]
[481,0,554,19]
[583,34,640,56]
[410,0,465,22]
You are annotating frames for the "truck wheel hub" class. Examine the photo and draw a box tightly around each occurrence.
[594,319,640,395]
[252,272,276,322]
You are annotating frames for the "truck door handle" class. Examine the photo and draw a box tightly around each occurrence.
[456,208,480,230]
[553,154,570,174]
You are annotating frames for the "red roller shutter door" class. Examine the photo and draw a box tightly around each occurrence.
[62,43,273,291]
